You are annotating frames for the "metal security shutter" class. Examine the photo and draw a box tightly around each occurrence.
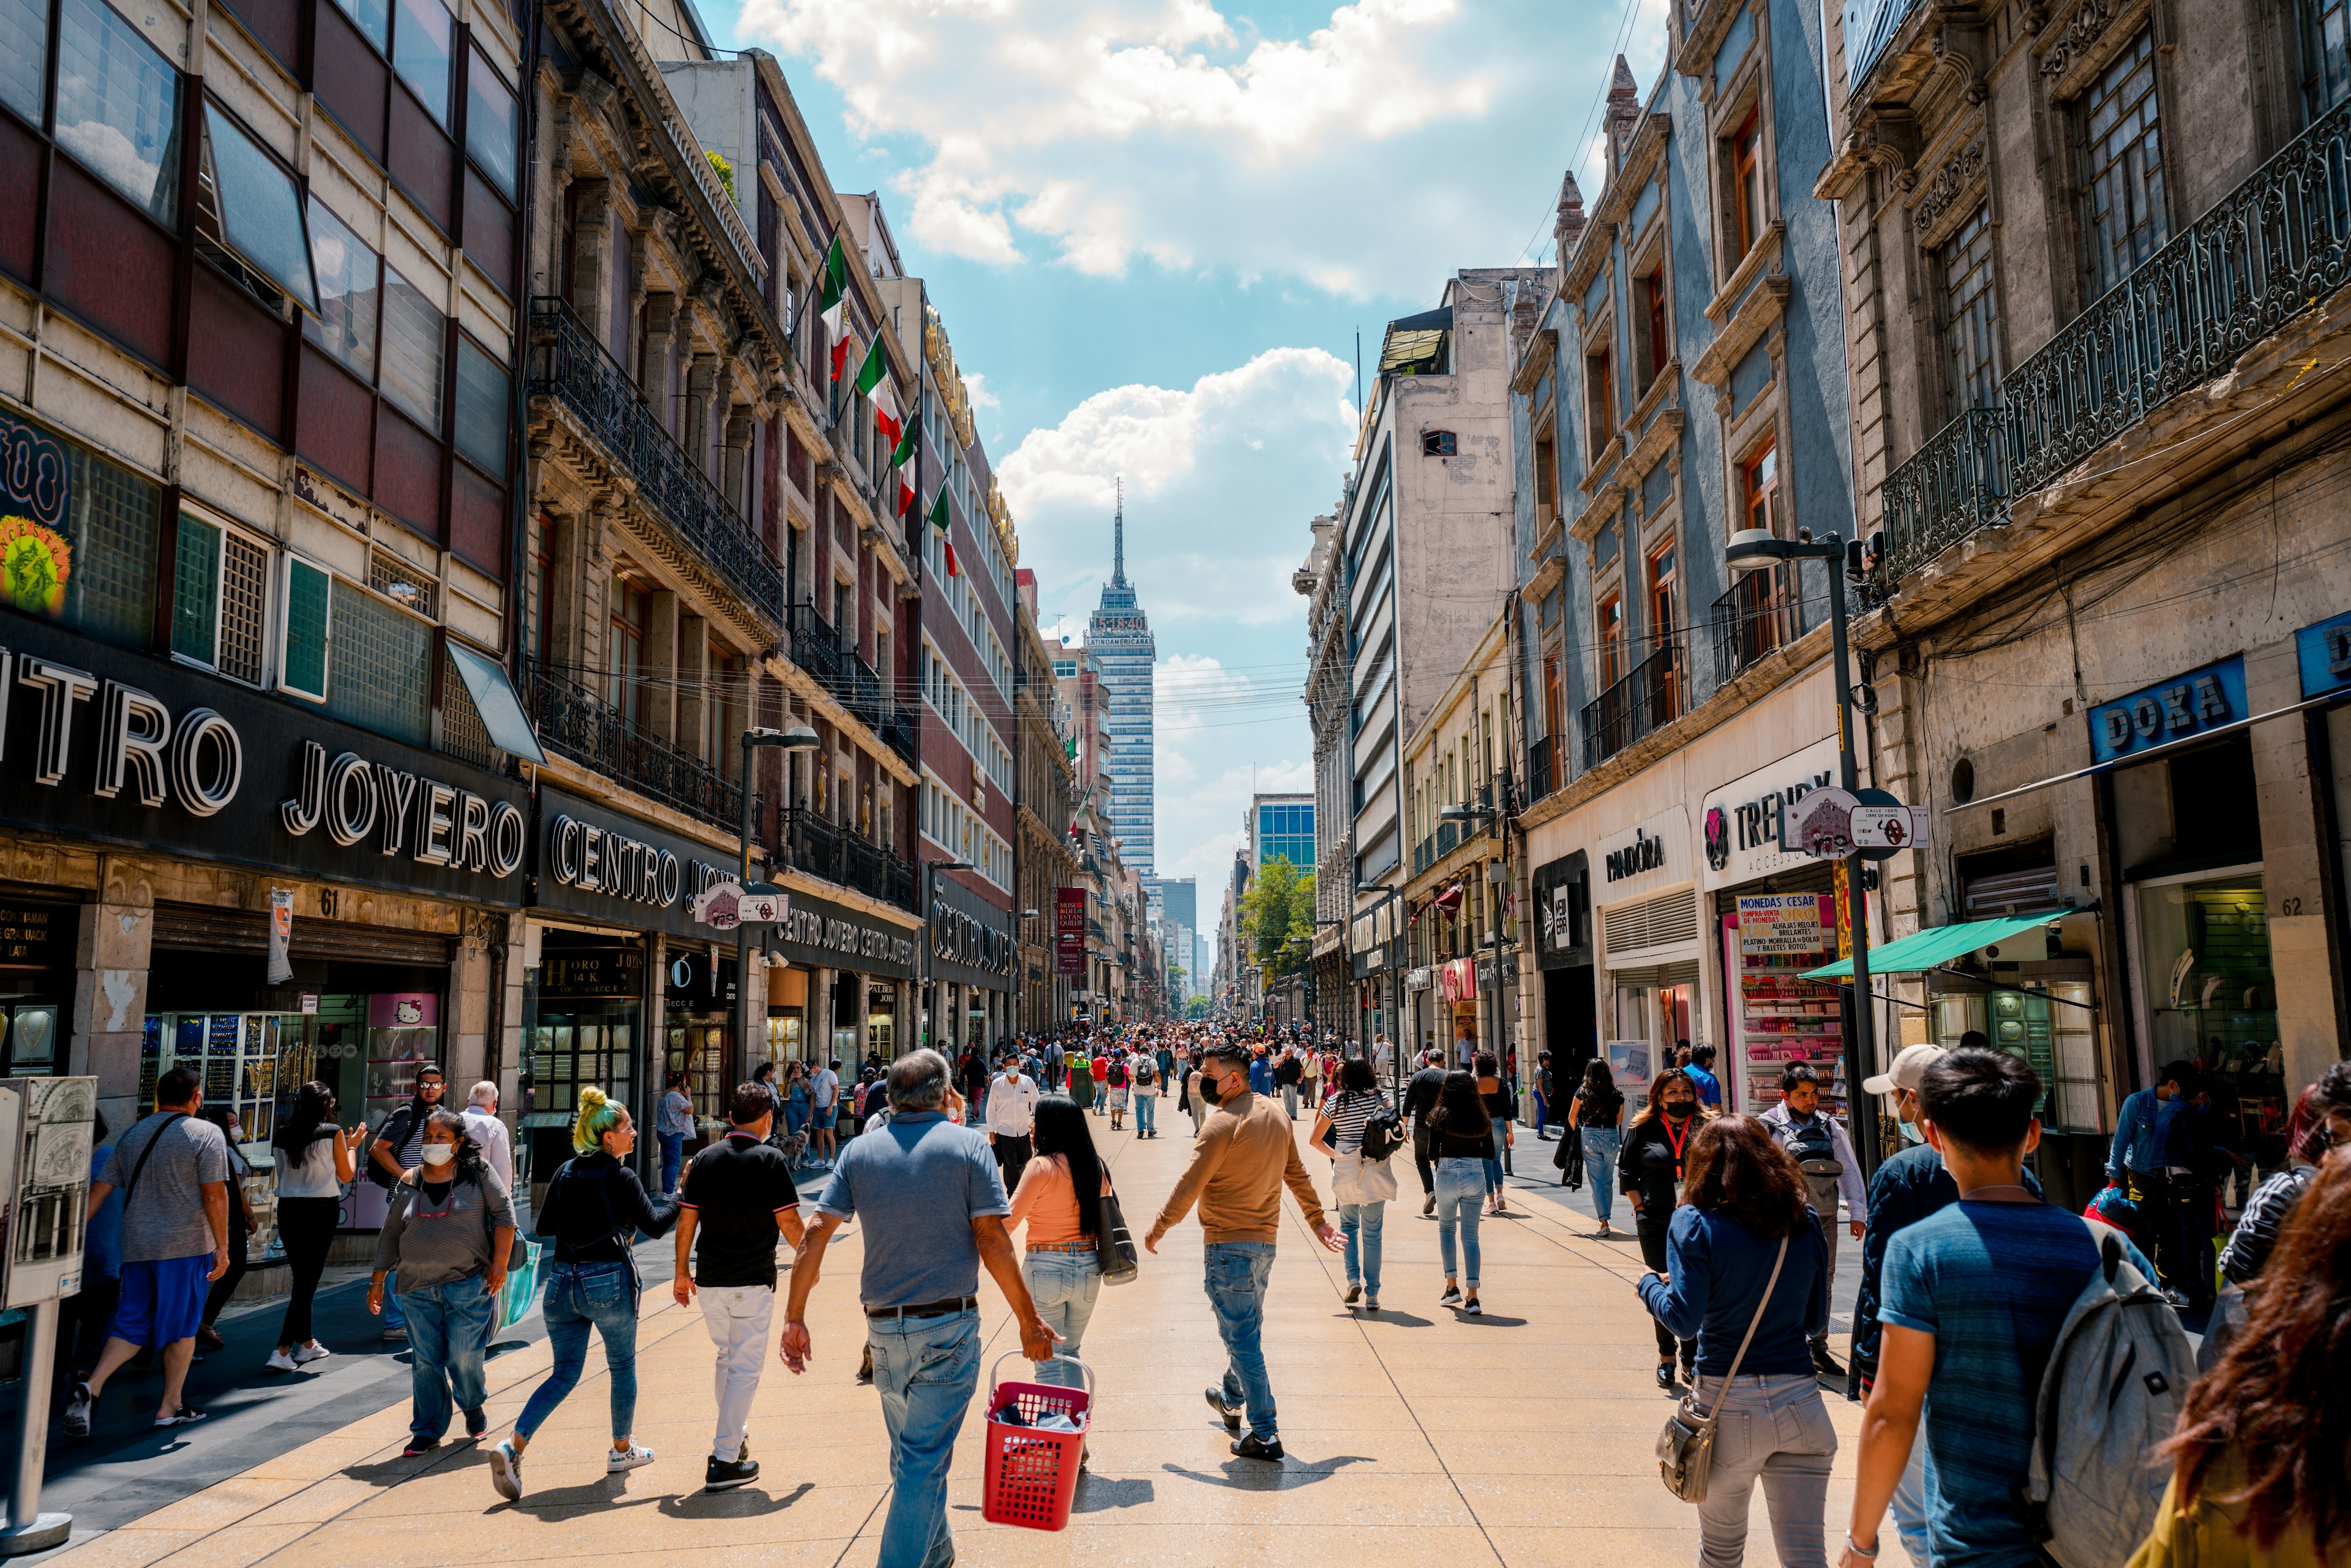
[151,902,454,966]
[1602,890,1701,955]
[1610,959,1704,991]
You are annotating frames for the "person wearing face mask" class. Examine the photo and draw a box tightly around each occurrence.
[1621,1071,1708,1388]
[369,1109,514,1456]
[1847,1042,2043,1568]
[366,1064,449,1343]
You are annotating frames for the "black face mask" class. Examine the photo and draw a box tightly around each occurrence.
[1662,1101,1695,1120]
[1200,1071,1231,1106]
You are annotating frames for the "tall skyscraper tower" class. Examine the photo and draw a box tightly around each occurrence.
[1087,482,1157,874]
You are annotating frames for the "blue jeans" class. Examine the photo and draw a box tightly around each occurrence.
[1134,1093,1157,1134]
[1021,1250,1101,1391]
[1891,1424,1933,1566]
[657,1134,684,1196]
[1581,1126,1621,1226]
[1339,1202,1384,1294]
[383,1266,404,1329]
[868,1307,980,1568]
[786,1099,808,1136]
[515,1261,639,1443]
[402,1274,493,1439]
[1204,1241,1277,1440]
[1436,1158,1485,1287]
[1483,1155,1505,1194]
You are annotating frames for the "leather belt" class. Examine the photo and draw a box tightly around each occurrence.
[1026,1241,1093,1253]
[865,1295,978,1320]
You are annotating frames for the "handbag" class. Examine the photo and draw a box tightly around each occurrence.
[1095,1180,1141,1286]
[1655,1234,1787,1504]
[1555,1125,1585,1189]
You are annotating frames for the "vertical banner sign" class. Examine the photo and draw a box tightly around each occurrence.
[1833,863,1853,962]
[266,888,294,983]
[1054,888,1086,975]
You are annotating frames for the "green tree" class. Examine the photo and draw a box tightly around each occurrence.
[1239,856,1316,978]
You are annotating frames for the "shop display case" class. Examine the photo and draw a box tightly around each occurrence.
[1722,895,1846,1117]
[2135,871,2287,1171]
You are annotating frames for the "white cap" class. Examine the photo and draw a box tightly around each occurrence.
[1862,1042,1947,1097]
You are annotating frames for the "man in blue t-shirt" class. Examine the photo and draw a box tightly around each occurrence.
[1839,1049,2154,1568]
[1682,1043,1722,1108]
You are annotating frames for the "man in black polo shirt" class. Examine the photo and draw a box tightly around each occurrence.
[673,1082,806,1493]
[1404,1049,1449,1216]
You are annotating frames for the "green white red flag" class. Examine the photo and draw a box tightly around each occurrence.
[817,233,849,380]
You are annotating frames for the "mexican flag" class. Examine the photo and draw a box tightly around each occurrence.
[929,486,958,577]
[817,233,849,380]
[889,423,917,470]
[853,336,901,451]
[896,474,915,518]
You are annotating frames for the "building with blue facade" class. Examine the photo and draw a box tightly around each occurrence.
[1087,493,1157,874]
[1251,797,1316,870]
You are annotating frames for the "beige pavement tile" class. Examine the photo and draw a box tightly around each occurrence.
[1485,1524,1725,1568]
[40,1530,211,1568]
[121,1478,303,1533]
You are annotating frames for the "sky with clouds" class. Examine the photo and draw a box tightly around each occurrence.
[689,0,1670,909]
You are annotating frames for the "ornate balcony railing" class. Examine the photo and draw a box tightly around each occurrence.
[771,805,916,911]
[1714,569,1804,683]
[525,659,741,831]
[1528,735,1558,801]
[1873,99,2351,593]
[1580,639,1685,770]
[787,603,913,754]
[528,298,784,621]
[1436,819,1459,858]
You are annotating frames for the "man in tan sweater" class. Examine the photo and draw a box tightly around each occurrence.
[1145,1042,1343,1461]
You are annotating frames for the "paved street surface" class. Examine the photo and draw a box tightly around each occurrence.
[27,1113,1870,1568]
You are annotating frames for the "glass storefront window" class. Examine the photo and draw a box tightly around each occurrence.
[2135,868,2287,1166]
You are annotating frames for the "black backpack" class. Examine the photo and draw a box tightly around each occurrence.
[364,1103,419,1189]
[1107,1059,1128,1088]
[1787,1116,1843,1177]
[1359,1099,1406,1163]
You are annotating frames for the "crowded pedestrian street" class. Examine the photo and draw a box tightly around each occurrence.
[23,1117,1859,1568]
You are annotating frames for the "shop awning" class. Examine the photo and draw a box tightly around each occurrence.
[446,640,547,763]
[1801,913,2052,980]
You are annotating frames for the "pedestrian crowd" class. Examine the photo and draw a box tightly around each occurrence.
[46,1017,2351,1568]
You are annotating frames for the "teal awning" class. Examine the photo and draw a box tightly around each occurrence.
[1801,913,2052,980]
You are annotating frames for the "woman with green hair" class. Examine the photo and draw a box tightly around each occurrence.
[487,1087,678,1501]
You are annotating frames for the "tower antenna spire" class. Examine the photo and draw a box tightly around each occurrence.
[1112,476,1126,588]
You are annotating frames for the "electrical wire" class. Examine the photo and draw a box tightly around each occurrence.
[1515,0,1648,266]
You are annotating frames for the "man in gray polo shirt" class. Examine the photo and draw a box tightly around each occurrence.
[782,1050,1056,1568]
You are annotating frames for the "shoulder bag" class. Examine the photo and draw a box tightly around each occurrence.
[1095,1166,1140,1286]
[1655,1233,1787,1503]
[121,1111,189,1209]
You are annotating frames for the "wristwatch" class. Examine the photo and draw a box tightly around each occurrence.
[1845,1534,1881,1559]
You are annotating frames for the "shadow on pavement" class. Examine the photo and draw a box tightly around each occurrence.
[1357,1311,1434,1327]
[1161,1454,1373,1490]
[656,1480,815,1518]
[1071,1476,1156,1512]
[1445,1311,1529,1327]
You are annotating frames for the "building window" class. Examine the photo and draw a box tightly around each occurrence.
[452,335,509,478]
[171,514,269,685]
[1739,437,1781,537]
[1585,347,1614,449]
[1597,592,1625,687]
[1727,108,1765,261]
[280,557,331,702]
[391,0,452,125]
[198,103,318,313]
[1422,430,1457,456]
[0,0,44,126]
[54,0,182,225]
[1938,204,2001,414]
[306,199,380,379]
[328,578,430,745]
[2306,0,2351,116]
[465,53,518,200]
[379,263,446,426]
[1638,268,1670,391]
[2080,30,2167,296]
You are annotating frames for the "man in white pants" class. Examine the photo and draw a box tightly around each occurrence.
[673,1083,806,1493]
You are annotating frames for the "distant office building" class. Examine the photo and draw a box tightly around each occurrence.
[1250,795,1315,870]
[1087,489,1157,874]
[1157,877,1197,937]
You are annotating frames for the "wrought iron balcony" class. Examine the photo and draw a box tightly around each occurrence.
[527,298,784,621]
[787,603,913,752]
[1714,569,1804,683]
[525,658,741,831]
[771,805,916,911]
[1872,99,2351,593]
[1580,639,1685,770]
[1436,820,1460,858]
[1528,735,1558,801]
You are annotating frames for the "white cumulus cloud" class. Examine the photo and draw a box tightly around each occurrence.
[736,0,1599,294]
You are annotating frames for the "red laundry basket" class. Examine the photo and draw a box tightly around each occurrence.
[980,1353,1092,1531]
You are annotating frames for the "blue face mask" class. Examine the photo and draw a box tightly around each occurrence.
[1897,1117,1924,1145]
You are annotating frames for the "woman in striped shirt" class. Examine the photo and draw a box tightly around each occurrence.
[1311,1058,1397,1311]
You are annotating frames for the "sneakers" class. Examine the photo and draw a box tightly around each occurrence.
[1204,1386,1241,1433]
[1439,1285,1462,1307]
[1230,1433,1284,1462]
[402,1435,439,1457]
[1463,1298,1483,1316]
[1422,1193,1436,1216]
[292,1342,332,1365]
[1363,1294,1381,1312]
[154,1405,206,1428]
[381,1326,408,1343]
[1343,1283,1362,1305]
[488,1441,523,1501]
[703,1455,760,1492]
[1655,1362,1678,1391]
[1810,1343,1846,1378]
[266,1349,301,1373]
[63,1381,92,1438]
[607,1443,655,1474]
[464,1407,488,1439]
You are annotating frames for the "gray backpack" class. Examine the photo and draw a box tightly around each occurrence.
[2017,1223,2199,1568]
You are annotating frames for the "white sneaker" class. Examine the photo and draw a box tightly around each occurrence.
[607,1443,655,1474]
[488,1440,522,1501]
[292,1342,332,1364]
[266,1349,300,1373]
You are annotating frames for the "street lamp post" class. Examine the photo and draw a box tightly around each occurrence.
[1725,527,1881,1159]
[738,726,821,1086]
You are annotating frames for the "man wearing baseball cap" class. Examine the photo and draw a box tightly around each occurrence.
[1848,1038,2041,1564]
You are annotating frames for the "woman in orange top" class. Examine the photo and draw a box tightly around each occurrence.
[1007,1095,1112,1400]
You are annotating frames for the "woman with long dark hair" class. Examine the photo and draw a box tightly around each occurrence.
[369,1109,514,1456]
[1474,1052,1514,1215]
[1569,1059,1627,1237]
[2133,1152,2351,1567]
[1639,1115,1834,1568]
[488,1087,677,1500]
[1311,1057,1395,1310]
[1427,1070,1496,1313]
[1007,1095,1110,1397]
[1621,1069,1708,1386]
[268,1082,358,1371]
